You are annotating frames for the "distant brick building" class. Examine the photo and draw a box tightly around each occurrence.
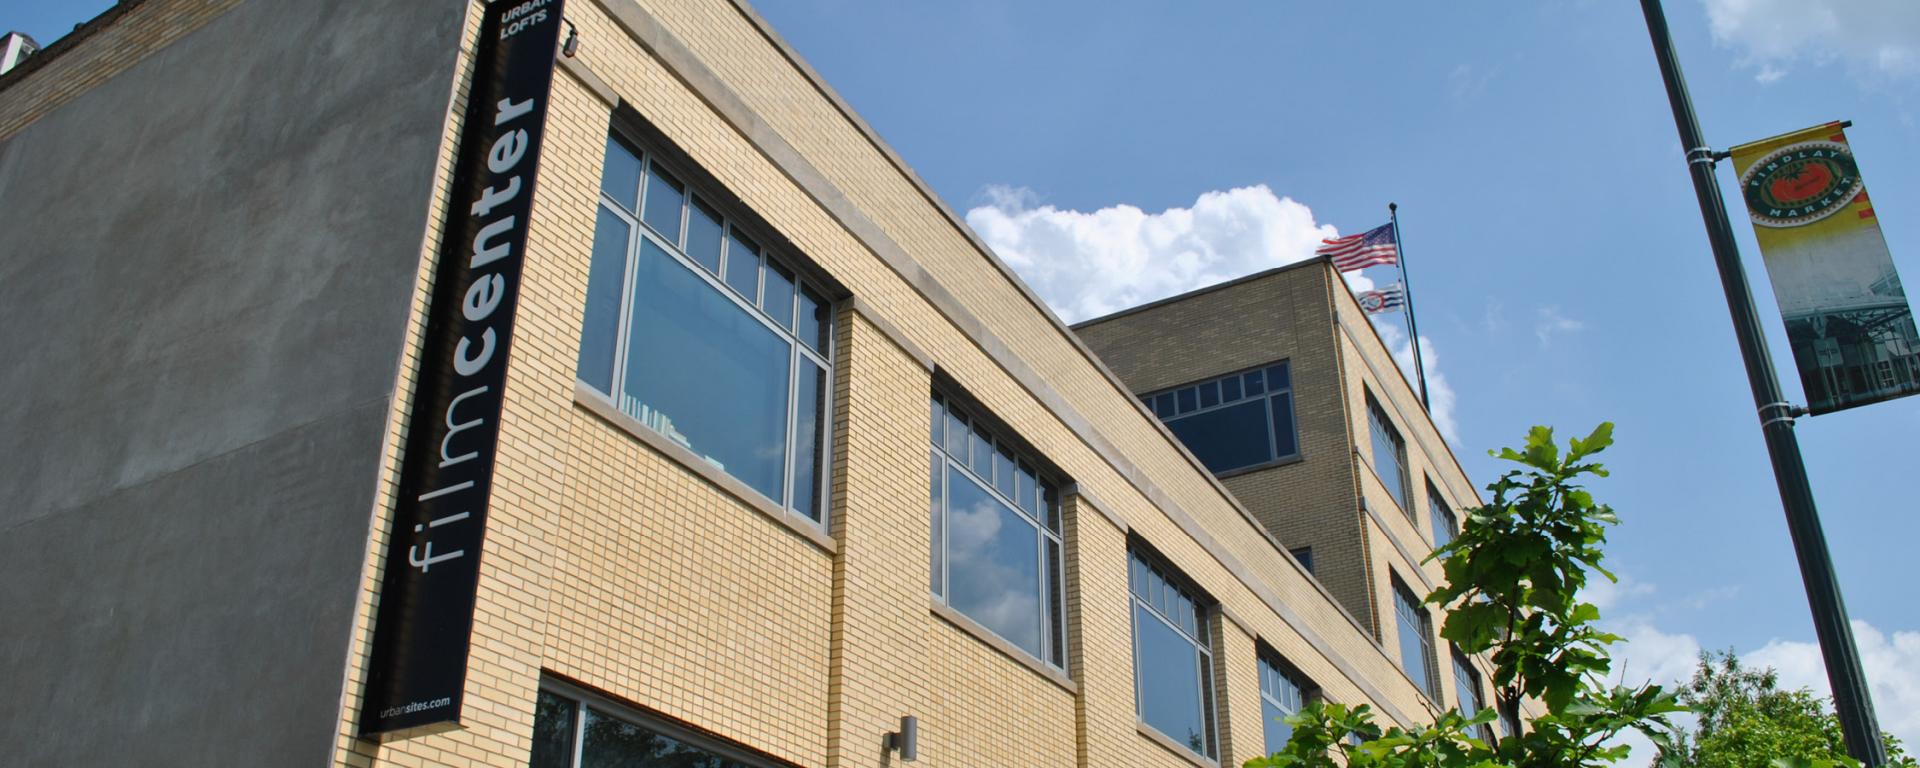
[0,1,1520,766]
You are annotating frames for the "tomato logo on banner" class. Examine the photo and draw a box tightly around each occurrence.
[1739,140,1865,228]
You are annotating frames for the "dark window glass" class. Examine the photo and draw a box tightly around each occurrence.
[1500,699,1522,737]
[1289,546,1314,575]
[1198,381,1220,408]
[797,283,830,353]
[1260,657,1307,755]
[641,163,685,244]
[1131,553,1215,760]
[577,206,630,394]
[1394,579,1437,699]
[1154,393,1176,418]
[1046,539,1064,666]
[969,423,992,475]
[1221,376,1243,402]
[1165,399,1272,474]
[581,706,753,767]
[619,238,789,502]
[600,136,641,211]
[929,397,942,447]
[1266,363,1290,390]
[1041,482,1059,532]
[945,465,1044,656]
[528,689,577,768]
[1270,392,1298,458]
[1176,387,1198,414]
[1454,650,1493,741]
[685,197,724,273]
[1016,462,1037,518]
[1244,370,1266,396]
[791,358,826,521]
[724,228,759,299]
[763,262,796,328]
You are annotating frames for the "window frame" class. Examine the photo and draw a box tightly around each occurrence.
[1452,647,1493,741]
[1427,480,1457,550]
[928,392,1068,673]
[1128,545,1219,761]
[534,678,788,768]
[1391,574,1439,701]
[581,131,836,526]
[1258,651,1317,756]
[1366,391,1413,516]
[1142,360,1301,476]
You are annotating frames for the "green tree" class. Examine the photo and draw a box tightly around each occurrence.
[1662,650,1915,768]
[1248,424,1686,768]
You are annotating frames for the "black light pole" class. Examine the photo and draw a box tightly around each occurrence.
[1638,1,1886,764]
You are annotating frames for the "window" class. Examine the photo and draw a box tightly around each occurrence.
[1392,576,1437,700]
[1367,393,1411,514]
[531,684,776,767]
[1130,548,1217,759]
[1452,648,1492,741]
[1144,362,1298,475]
[580,134,834,522]
[1289,546,1314,576]
[1428,482,1456,550]
[1259,654,1313,754]
[929,394,1065,670]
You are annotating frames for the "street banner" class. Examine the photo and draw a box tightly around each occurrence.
[1729,122,1919,414]
[360,0,566,736]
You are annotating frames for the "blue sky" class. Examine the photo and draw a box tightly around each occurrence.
[6,0,1916,756]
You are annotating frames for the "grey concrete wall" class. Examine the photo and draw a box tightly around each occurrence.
[0,1,467,764]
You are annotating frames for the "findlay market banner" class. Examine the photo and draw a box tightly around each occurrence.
[1730,122,1920,415]
[361,0,565,736]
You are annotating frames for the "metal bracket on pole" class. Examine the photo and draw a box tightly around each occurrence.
[1687,146,1719,166]
[1759,401,1799,429]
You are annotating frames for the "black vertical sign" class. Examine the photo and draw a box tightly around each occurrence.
[360,0,566,736]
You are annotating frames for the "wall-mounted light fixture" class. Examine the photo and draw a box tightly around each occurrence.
[561,19,580,58]
[884,715,917,762]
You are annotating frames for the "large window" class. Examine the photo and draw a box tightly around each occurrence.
[1130,548,1217,760]
[531,685,775,768]
[1367,393,1411,514]
[579,134,833,522]
[1428,482,1457,550]
[1393,576,1437,700]
[1259,654,1313,755]
[928,394,1065,670]
[1453,648,1492,741]
[1144,362,1298,475]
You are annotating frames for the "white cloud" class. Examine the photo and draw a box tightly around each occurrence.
[1374,323,1460,444]
[1701,0,1920,83]
[1535,305,1586,347]
[1748,621,1920,750]
[963,184,1339,324]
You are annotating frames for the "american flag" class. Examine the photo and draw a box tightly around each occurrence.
[1316,223,1398,272]
[1357,282,1406,315]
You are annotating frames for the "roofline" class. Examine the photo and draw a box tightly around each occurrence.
[0,1,142,95]
[1069,256,1335,330]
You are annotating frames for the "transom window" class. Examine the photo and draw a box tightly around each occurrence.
[1130,548,1217,760]
[1143,361,1299,475]
[1368,393,1412,515]
[1259,654,1313,754]
[1428,482,1457,550]
[929,394,1066,670]
[1393,576,1438,700]
[531,684,774,767]
[579,134,833,522]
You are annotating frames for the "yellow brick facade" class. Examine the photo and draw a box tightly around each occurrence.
[3,0,1525,765]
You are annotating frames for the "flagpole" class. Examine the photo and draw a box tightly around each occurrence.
[1390,203,1431,411]
[1640,1,1885,764]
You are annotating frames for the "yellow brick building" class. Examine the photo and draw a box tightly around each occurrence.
[0,1,1522,766]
